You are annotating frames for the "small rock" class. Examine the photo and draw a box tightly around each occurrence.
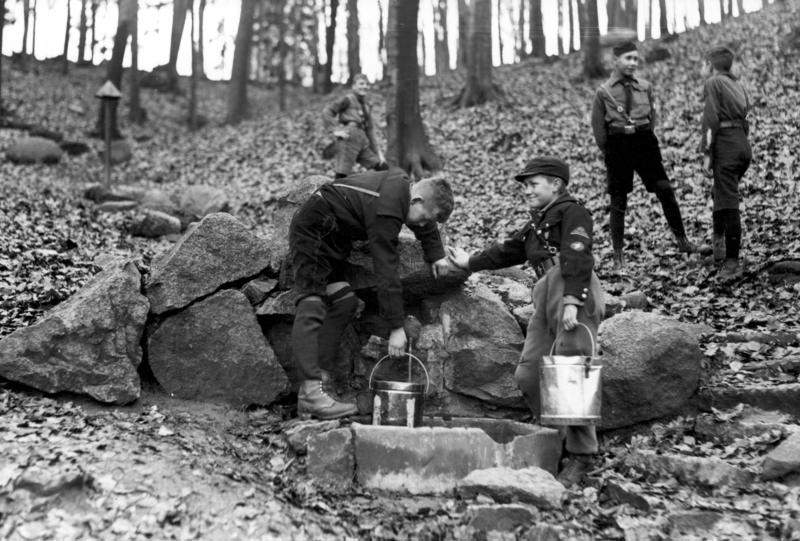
[602,480,650,511]
[284,420,341,454]
[140,188,179,216]
[762,431,800,480]
[666,510,756,539]
[256,290,300,317]
[512,303,535,330]
[242,278,278,306]
[457,467,565,510]
[177,185,229,224]
[97,200,138,212]
[466,504,538,532]
[132,210,182,238]
[620,290,648,309]
[625,450,755,488]
[6,136,63,164]
[60,140,90,155]
[694,405,793,444]
[107,139,133,164]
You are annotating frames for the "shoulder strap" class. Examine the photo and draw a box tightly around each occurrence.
[332,183,380,197]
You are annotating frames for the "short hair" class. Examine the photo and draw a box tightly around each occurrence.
[352,74,369,85]
[708,50,734,72]
[416,175,454,223]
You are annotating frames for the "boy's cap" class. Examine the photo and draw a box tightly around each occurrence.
[706,44,735,63]
[515,157,570,184]
[613,41,638,56]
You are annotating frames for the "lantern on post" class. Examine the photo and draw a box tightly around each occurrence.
[95,80,122,188]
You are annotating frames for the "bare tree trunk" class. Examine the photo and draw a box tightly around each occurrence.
[557,0,565,55]
[727,0,733,17]
[456,0,500,107]
[77,0,88,64]
[197,0,206,79]
[496,0,503,64]
[21,0,30,56]
[378,0,386,75]
[226,0,255,124]
[719,0,726,19]
[698,0,706,25]
[322,0,340,93]
[129,0,143,123]
[95,0,135,138]
[419,30,426,71]
[89,0,98,63]
[167,0,189,92]
[30,0,36,58]
[278,0,287,111]
[346,0,360,82]
[312,2,321,92]
[606,0,619,27]
[0,0,5,114]
[577,0,586,46]
[517,0,525,59]
[581,0,604,78]
[658,0,669,35]
[626,0,637,29]
[62,0,71,74]
[529,0,545,57]
[568,0,576,53]
[385,0,441,177]
[457,0,468,69]
[735,0,743,16]
[189,0,197,129]
[434,0,450,73]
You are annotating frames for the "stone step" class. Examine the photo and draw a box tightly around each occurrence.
[701,383,800,419]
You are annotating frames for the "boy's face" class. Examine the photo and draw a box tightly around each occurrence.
[406,200,438,228]
[522,175,561,209]
[614,51,639,77]
[701,60,712,77]
[352,78,369,97]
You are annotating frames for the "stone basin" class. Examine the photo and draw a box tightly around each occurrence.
[306,417,562,494]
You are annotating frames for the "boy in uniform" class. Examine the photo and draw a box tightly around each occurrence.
[591,41,695,270]
[699,45,752,278]
[322,74,387,178]
[289,168,453,419]
[447,157,605,486]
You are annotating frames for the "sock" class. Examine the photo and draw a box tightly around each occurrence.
[722,209,741,259]
[292,297,327,381]
[609,192,627,253]
[655,188,686,238]
[318,293,359,372]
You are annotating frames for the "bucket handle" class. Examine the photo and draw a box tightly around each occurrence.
[549,322,597,358]
[369,353,430,395]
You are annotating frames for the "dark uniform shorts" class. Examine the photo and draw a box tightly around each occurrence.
[712,128,751,211]
[604,131,671,195]
[288,195,350,300]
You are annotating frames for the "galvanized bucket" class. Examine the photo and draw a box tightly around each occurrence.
[539,322,602,426]
[369,353,430,428]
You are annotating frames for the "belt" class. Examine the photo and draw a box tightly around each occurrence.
[719,120,745,129]
[608,123,651,135]
[533,256,557,277]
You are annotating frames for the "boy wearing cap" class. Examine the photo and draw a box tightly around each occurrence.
[591,41,695,270]
[447,157,605,486]
[290,168,454,420]
[322,74,387,178]
[700,45,751,278]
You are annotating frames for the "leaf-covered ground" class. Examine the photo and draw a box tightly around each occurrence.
[1,1,800,539]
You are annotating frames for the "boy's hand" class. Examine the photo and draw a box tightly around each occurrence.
[431,257,451,279]
[562,305,579,331]
[446,246,471,271]
[388,327,407,357]
[333,128,349,139]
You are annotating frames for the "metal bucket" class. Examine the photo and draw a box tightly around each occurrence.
[539,323,602,426]
[369,353,430,427]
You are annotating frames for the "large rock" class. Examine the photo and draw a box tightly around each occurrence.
[440,285,525,407]
[625,451,755,489]
[599,311,706,429]
[0,261,148,404]
[148,290,288,406]
[131,210,181,238]
[762,431,800,480]
[176,185,229,225]
[145,213,273,314]
[457,467,565,510]
[6,136,63,164]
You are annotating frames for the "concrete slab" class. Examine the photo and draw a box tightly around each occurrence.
[350,419,561,495]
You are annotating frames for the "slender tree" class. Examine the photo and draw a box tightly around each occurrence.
[496,0,503,64]
[166,0,189,92]
[226,0,255,123]
[719,0,726,19]
[129,0,143,123]
[89,0,98,63]
[456,0,501,107]
[736,0,743,15]
[30,0,36,58]
[77,0,88,64]
[457,0,468,69]
[0,0,5,114]
[322,0,340,93]
[21,0,30,56]
[378,0,386,73]
[188,0,198,129]
[197,0,206,79]
[346,0,360,82]
[607,0,621,27]
[62,0,71,74]
[385,0,441,176]
[698,0,706,25]
[516,0,525,59]
[277,0,288,111]
[557,0,565,55]
[529,0,545,58]
[625,0,637,29]
[658,0,669,35]
[94,0,136,139]
[568,0,576,52]
[434,0,450,73]
[581,0,603,78]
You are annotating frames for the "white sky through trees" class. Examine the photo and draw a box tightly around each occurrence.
[1,0,767,83]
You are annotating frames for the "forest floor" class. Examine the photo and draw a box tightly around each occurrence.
[2,1,800,539]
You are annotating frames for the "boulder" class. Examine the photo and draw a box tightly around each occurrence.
[762,431,800,480]
[466,504,539,532]
[457,467,565,510]
[599,311,705,428]
[176,185,230,226]
[6,136,63,164]
[0,261,148,404]
[440,285,525,407]
[147,289,288,406]
[132,210,182,238]
[145,213,273,314]
[284,420,341,454]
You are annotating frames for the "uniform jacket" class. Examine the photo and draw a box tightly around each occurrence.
[699,71,749,155]
[318,169,445,328]
[468,193,594,301]
[322,92,379,152]
[591,71,658,151]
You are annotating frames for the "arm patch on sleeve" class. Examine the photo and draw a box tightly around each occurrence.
[569,226,590,239]
[570,241,586,252]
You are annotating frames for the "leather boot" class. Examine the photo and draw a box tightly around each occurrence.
[612,249,626,273]
[675,236,697,254]
[557,454,595,488]
[718,258,742,280]
[297,380,358,420]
